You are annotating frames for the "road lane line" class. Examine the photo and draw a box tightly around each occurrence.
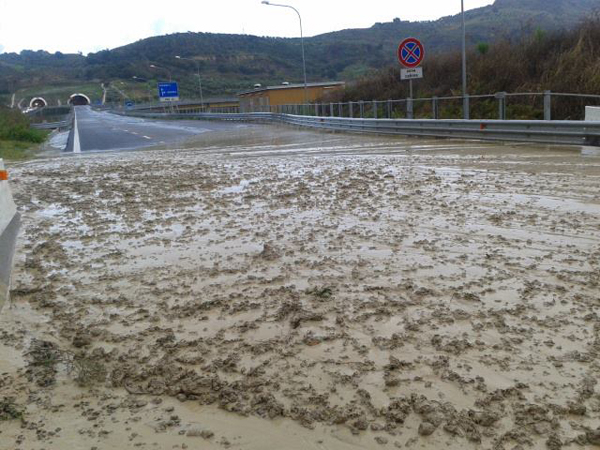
[143,136,152,140]
[73,108,81,154]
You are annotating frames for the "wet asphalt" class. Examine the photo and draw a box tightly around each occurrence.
[71,106,243,152]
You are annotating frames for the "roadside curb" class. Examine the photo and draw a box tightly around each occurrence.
[0,159,20,311]
[0,213,20,310]
[64,107,79,153]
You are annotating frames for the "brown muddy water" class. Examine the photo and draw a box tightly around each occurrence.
[1,124,600,449]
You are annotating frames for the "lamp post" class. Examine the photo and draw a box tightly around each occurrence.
[461,0,469,119]
[132,76,153,103]
[261,1,308,104]
[149,64,172,82]
[149,64,175,112]
[175,55,204,108]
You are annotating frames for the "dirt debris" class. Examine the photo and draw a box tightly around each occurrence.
[1,128,599,449]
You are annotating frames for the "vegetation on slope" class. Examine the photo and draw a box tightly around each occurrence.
[0,106,48,160]
[0,0,597,104]
[326,16,600,120]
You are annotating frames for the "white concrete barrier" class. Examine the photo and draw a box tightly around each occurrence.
[586,106,600,121]
[0,159,17,235]
[0,158,19,309]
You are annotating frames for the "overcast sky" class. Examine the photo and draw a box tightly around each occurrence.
[0,0,495,55]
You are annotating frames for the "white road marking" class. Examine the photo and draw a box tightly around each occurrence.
[143,136,152,140]
[73,108,81,154]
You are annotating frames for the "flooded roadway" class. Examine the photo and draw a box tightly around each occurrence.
[1,123,600,449]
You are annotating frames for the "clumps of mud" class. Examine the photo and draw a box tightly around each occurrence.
[2,134,600,449]
[26,339,107,388]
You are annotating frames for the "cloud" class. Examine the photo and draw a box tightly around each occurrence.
[152,18,166,36]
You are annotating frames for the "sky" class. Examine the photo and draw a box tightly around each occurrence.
[0,0,495,55]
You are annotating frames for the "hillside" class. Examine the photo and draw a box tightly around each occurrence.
[0,0,597,105]
[324,15,600,121]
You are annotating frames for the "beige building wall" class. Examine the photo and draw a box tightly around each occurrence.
[239,83,344,112]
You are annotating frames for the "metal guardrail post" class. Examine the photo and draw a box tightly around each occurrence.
[496,92,507,120]
[338,103,342,118]
[359,101,364,119]
[314,103,318,116]
[349,102,353,118]
[432,97,439,120]
[407,98,414,120]
[544,91,552,121]
[463,94,470,120]
[373,101,377,119]
[330,103,334,117]
[387,100,392,119]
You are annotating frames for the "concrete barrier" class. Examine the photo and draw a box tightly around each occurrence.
[586,107,600,121]
[0,159,20,310]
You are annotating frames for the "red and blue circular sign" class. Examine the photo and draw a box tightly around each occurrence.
[398,37,424,68]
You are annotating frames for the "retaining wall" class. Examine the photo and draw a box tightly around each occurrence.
[586,107,600,121]
[0,159,20,310]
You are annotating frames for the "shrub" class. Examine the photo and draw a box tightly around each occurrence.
[0,106,46,143]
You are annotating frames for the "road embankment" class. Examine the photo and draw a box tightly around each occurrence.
[0,158,20,309]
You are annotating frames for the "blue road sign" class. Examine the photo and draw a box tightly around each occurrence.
[158,82,179,101]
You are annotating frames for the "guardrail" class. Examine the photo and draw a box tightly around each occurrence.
[28,106,73,130]
[122,91,600,121]
[253,91,600,122]
[30,117,72,130]
[125,110,600,146]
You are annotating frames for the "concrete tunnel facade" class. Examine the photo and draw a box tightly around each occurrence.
[68,93,91,106]
[29,97,48,109]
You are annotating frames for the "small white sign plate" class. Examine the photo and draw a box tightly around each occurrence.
[401,67,423,80]
[159,97,180,102]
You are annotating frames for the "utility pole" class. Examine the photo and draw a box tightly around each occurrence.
[261,1,308,104]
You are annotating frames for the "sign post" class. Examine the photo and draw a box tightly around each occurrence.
[397,37,424,119]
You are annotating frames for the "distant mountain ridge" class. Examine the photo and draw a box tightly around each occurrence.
[0,0,597,102]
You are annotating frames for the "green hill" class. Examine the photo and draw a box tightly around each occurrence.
[0,0,597,105]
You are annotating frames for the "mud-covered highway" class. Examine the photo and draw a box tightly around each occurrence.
[2,121,600,450]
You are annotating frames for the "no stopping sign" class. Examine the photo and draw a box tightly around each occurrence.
[398,37,424,68]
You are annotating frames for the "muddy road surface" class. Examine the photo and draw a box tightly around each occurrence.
[1,124,600,450]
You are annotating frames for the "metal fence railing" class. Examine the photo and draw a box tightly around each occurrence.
[124,110,600,147]
[27,106,73,130]
[256,92,600,122]
[122,91,600,122]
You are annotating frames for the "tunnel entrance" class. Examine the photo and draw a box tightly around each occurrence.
[68,93,91,106]
[29,97,48,109]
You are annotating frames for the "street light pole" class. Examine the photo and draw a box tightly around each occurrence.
[461,0,469,119]
[132,76,153,103]
[175,56,204,109]
[149,64,175,112]
[261,1,308,105]
[149,64,172,82]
